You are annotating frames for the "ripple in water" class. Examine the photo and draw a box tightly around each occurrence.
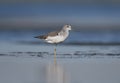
[1,51,120,59]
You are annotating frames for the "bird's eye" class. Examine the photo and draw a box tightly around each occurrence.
[67,25,69,27]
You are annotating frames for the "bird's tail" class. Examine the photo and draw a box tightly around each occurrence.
[34,35,47,39]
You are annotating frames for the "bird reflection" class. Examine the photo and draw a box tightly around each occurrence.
[46,61,70,83]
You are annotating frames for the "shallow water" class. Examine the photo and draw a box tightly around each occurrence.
[0,56,120,83]
[1,41,120,59]
[1,41,120,83]
[1,30,120,83]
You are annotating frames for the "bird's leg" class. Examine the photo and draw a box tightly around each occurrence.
[54,44,57,65]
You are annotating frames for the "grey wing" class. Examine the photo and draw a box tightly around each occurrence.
[47,31,59,37]
[34,35,47,39]
[34,31,60,39]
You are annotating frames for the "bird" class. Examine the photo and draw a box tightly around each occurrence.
[34,24,71,63]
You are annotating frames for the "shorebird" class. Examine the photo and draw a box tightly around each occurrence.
[34,24,71,62]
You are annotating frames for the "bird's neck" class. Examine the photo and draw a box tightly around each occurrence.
[63,29,69,33]
[60,29,69,37]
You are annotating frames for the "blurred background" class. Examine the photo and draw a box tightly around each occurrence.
[0,0,120,45]
[1,1,120,83]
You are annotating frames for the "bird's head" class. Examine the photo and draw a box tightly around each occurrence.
[63,24,72,31]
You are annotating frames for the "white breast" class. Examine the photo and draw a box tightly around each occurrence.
[45,35,67,44]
